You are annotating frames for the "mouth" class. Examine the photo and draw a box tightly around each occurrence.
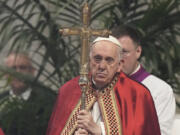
[96,73,107,78]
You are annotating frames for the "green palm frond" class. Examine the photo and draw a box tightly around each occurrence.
[0,0,180,133]
[110,0,180,92]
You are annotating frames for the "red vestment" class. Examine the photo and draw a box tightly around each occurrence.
[0,128,4,135]
[46,72,161,135]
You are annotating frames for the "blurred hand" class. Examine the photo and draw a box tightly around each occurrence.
[74,128,88,135]
[77,110,101,135]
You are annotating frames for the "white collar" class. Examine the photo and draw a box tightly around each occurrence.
[9,88,32,101]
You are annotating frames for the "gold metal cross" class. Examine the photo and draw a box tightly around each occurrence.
[59,2,111,109]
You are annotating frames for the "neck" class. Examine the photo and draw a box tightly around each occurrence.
[92,79,106,90]
[92,74,118,90]
[130,62,140,75]
[12,87,28,96]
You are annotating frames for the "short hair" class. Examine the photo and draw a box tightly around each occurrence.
[7,51,31,59]
[111,25,141,46]
[5,51,34,68]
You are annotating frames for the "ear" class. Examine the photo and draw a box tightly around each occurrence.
[136,46,142,59]
[117,59,124,73]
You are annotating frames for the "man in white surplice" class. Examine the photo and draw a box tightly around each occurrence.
[112,25,176,135]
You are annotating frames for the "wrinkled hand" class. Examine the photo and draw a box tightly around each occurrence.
[77,110,101,135]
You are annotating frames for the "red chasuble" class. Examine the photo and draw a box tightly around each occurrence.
[46,72,161,135]
[0,128,4,135]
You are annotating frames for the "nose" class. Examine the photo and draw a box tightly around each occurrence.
[98,60,106,70]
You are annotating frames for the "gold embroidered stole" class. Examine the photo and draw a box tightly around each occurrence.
[60,77,122,135]
[98,79,122,135]
[60,85,96,135]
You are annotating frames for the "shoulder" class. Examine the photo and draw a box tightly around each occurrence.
[115,73,155,106]
[117,72,151,95]
[142,74,173,96]
[59,76,80,91]
[143,74,171,88]
[30,86,56,98]
[58,76,81,98]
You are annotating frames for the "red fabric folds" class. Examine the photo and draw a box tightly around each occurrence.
[46,72,161,135]
[114,73,161,135]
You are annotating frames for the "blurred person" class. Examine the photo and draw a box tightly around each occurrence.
[0,52,56,135]
[112,25,176,135]
[0,128,4,135]
[5,52,35,99]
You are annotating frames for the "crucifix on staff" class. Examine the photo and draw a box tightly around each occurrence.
[47,1,162,135]
[59,2,111,110]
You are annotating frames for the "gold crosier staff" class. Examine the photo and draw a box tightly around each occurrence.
[59,2,111,109]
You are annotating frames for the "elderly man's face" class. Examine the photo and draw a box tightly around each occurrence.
[6,54,34,94]
[90,41,122,89]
